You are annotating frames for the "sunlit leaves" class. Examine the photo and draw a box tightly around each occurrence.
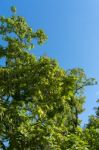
[0,6,97,150]
[0,11,47,51]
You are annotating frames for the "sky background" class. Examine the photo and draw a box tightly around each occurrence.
[0,0,99,125]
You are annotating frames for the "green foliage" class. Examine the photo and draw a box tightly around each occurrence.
[11,6,16,14]
[84,100,99,150]
[0,7,98,150]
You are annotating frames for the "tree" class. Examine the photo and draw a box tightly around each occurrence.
[84,100,99,150]
[65,68,96,131]
[0,7,97,150]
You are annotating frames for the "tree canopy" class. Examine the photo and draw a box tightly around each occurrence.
[0,7,98,150]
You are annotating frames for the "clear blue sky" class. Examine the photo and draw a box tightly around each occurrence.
[0,0,99,125]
